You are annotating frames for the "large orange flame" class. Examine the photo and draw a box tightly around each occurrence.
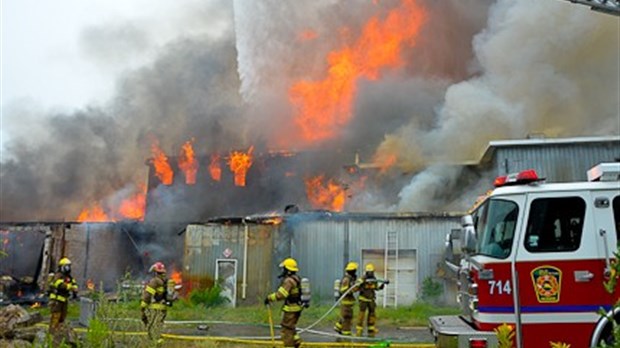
[150,140,174,185]
[228,146,254,187]
[289,0,426,145]
[77,203,111,222]
[178,140,199,185]
[305,175,346,212]
[118,189,146,221]
[209,154,222,182]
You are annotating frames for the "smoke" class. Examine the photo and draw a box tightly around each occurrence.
[392,0,620,211]
[2,0,616,222]
[1,0,242,221]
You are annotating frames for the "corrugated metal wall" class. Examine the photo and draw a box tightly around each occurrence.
[493,141,620,181]
[290,215,460,305]
[184,223,278,305]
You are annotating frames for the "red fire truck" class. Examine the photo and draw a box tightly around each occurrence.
[429,163,620,348]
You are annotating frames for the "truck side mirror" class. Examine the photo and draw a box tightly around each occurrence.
[461,215,477,254]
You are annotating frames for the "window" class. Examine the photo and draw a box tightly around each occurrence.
[475,199,519,259]
[524,197,585,252]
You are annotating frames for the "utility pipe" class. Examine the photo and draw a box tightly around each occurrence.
[242,218,249,300]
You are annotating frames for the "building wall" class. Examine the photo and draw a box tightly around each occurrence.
[289,214,461,306]
[184,222,279,306]
[493,141,620,181]
[65,223,140,291]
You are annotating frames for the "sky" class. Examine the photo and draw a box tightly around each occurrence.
[1,0,197,109]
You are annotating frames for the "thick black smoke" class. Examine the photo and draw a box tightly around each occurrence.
[4,0,613,222]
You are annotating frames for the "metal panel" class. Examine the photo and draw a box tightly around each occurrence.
[290,219,345,302]
[183,222,275,305]
[291,215,459,305]
[493,141,620,182]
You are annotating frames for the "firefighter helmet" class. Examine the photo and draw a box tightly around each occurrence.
[279,258,299,272]
[345,262,358,271]
[59,257,72,266]
[149,262,166,274]
[365,263,375,272]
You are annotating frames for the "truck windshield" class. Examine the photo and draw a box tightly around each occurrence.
[475,199,519,259]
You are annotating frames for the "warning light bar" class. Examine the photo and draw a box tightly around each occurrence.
[494,169,542,187]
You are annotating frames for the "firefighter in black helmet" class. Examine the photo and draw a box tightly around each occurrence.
[265,258,303,348]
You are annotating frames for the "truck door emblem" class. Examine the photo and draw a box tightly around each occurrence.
[531,266,562,303]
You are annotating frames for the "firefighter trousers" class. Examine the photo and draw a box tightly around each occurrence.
[49,299,68,334]
[334,303,354,335]
[145,308,167,341]
[356,300,377,336]
[281,311,301,348]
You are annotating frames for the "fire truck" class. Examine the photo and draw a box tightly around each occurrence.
[429,162,620,348]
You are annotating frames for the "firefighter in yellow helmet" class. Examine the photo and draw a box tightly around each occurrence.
[265,258,304,348]
[356,263,389,337]
[334,261,360,336]
[141,262,169,342]
[48,257,78,336]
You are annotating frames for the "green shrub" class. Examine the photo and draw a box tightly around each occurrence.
[420,277,443,304]
[188,285,229,308]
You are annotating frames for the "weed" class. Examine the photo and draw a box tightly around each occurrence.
[187,285,229,308]
[494,323,515,348]
[420,277,443,304]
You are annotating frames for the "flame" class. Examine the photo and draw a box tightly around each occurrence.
[305,175,346,212]
[77,203,111,222]
[150,140,174,185]
[228,146,254,187]
[209,154,222,182]
[170,270,182,285]
[118,189,146,221]
[178,139,199,185]
[30,302,41,309]
[288,0,426,145]
[87,279,95,291]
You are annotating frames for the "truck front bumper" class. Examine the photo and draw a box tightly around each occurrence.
[428,315,498,348]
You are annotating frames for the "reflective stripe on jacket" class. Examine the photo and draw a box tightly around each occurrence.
[267,274,302,313]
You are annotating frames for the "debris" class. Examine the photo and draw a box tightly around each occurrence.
[197,324,210,331]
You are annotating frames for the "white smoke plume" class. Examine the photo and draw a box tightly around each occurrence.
[392,0,620,211]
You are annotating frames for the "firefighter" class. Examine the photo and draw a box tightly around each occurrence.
[48,257,78,335]
[265,258,304,348]
[334,261,359,336]
[141,261,169,342]
[356,263,389,337]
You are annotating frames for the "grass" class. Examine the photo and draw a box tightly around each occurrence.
[35,299,458,328]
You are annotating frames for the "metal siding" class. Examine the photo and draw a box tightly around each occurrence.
[183,223,275,305]
[494,142,620,182]
[292,217,459,305]
[291,219,345,302]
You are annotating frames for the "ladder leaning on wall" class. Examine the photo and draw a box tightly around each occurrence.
[383,230,399,308]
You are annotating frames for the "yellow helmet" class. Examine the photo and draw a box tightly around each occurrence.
[279,258,299,272]
[365,263,375,272]
[345,262,358,271]
[59,257,72,266]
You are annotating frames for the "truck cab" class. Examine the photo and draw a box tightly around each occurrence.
[430,163,620,348]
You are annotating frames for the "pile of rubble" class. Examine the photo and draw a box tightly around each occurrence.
[0,304,43,347]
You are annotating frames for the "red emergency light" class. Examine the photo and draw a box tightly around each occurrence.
[469,338,487,348]
[493,169,541,187]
